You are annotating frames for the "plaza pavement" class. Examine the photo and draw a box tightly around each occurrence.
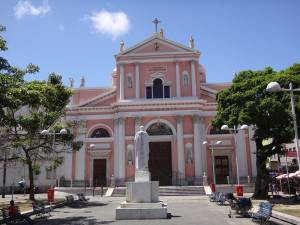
[32,196,291,225]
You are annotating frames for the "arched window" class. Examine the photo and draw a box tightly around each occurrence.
[147,122,173,136]
[153,78,163,98]
[146,78,170,99]
[90,128,110,138]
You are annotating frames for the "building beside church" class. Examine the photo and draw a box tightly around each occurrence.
[63,31,257,186]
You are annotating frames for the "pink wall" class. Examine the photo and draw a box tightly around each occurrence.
[125,117,135,136]
[183,116,193,134]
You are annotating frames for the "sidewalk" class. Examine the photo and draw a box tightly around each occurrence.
[204,186,300,225]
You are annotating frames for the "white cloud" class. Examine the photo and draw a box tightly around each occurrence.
[89,9,130,39]
[14,0,50,19]
[58,24,65,31]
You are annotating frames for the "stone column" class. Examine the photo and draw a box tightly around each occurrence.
[118,117,125,183]
[176,116,185,182]
[134,117,141,134]
[113,118,119,179]
[236,127,248,182]
[191,61,197,97]
[176,62,181,97]
[193,115,203,184]
[135,63,140,99]
[75,121,86,183]
[119,64,125,100]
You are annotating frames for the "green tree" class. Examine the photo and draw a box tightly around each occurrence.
[0,25,75,200]
[0,25,38,198]
[213,65,300,198]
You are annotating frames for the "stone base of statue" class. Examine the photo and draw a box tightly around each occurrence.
[115,170,168,220]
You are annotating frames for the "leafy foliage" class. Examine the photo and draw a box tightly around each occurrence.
[213,65,300,198]
[0,25,74,200]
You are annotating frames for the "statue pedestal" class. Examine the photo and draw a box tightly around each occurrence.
[135,170,150,182]
[116,178,168,219]
[126,181,159,203]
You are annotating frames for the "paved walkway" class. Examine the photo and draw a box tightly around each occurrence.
[32,196,290,225]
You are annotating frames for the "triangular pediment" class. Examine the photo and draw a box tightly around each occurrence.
[78,89,116,107]
[118,34,199,56]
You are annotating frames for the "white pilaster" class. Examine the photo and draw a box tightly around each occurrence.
[113,118,119,178]
[236,128,248,178]
[193,115,202,178]
[191,61,197,97]
[64,150,72,180]
[118,117,125,181]
[135,63,140,99]
[176,62,181,97]
[199,119,206,174]
[75,142,85,180]
[120,64,125,100]
[176,116,185,179]
[248,126,257,177]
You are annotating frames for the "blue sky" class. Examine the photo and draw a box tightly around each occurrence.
[1,0,300,88]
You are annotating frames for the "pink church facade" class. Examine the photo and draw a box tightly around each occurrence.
[65,32,257,186]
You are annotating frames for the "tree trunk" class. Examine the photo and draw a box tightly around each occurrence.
[253,140,269,199]
[1,151,7,198]
[24,150,35,201]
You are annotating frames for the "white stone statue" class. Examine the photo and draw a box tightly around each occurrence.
[80,76,85,87]
[189,36,194,48]
[69,77,74,88]
[134,126,149,171]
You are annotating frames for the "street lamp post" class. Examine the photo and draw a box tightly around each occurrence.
[221,124,249,185]
[266,82,300,169]
[203,140,222,185]
[41,128,68,187]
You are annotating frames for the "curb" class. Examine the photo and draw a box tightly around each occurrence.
[271,210,300,225]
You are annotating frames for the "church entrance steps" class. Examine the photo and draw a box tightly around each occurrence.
[159,186,206,196]
[56,186,206,197]
[111,186,206,197]
[55,187,108,196]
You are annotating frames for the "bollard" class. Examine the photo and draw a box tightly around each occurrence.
[227,176,230,184]
[202,172,208,186]
[247,175,251,184]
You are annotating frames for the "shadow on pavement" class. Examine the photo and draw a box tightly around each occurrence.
[67,201,109,209]
[34,216,115,225]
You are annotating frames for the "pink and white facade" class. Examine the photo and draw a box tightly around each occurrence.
[64,32,257,186]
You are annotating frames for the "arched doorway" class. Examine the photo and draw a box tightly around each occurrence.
[146,122,173,186]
